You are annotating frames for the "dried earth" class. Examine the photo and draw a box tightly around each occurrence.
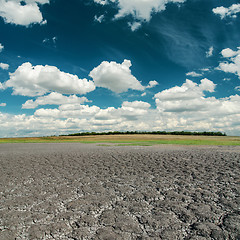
[0,143,239,240]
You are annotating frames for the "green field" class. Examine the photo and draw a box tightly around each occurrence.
[0,134,240,146]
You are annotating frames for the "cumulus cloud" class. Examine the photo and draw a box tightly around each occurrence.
[94,0,108,5]
[119,101,151,119]
[218,47,240,79]
[155,79,215,103]
[122,101,150,109]
[186,71,203,77]
[34,104,102,120]
[89,59,144,93]
[153,80,240,134]
[0,63,9,70]
[206,46,214,58]
[93,100,151,121]
[213,4,240,19]
[0,103,6,107]
[5,62,96,96]
[94,0,186,29]
[154,79,219,113]
[1,80,240,137]
[22,92,90,109]
[34,100,151,122]
[221,48,239,58]
[128,22,141,31]
[115,0,185,21]
[0,0,49,26]
[146,80,159,89]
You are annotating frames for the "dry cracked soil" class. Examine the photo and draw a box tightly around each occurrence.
[0,143,239,240]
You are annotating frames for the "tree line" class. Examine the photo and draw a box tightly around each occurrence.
[61,131,227,137]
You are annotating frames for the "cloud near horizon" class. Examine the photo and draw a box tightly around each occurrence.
[22,92,90,109]
[1,77,240,137]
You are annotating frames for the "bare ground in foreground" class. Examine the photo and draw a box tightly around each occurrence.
[0,143,239,239]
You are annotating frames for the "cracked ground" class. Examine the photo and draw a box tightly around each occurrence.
[0,143,239,240]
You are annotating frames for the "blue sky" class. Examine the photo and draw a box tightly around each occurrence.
[0,0,240,137]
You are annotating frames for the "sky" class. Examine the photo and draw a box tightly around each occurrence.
[0,0,240,137]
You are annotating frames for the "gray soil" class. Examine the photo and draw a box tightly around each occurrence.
[0,143,239,240]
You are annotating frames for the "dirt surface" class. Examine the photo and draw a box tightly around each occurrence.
[0,143,239,240]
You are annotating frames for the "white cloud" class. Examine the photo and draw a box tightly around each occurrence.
[94,14,105,23]
[113,0,186,22]
[206,46,214,58]
[186,71,203,77]
[218,47,240,79]
[89,59,144,93]
[155,78,215,102]
[213,4,240,19]
[34,104,102,119]
[0,63,9,70]
[153,80,240,135]
[94,0,186,29]
[141,92,146,97]
[122,101,150,109]
[0,103,6,107]
[154,79,240,126]
[34,108,61,118]
[34,100,151,121]
[221,48,239,58]
[94,0,108,5]
[43,36,57,47]
[5,62,96,96]
[57,104,100,118]
[0,0,49,26]
[52,36,57,43]
[146,80,159,89]
[94,100,151,121]
[1,80,240,137]
[22,92,90,109]
[235,86,240,91]
[223,78,231,81]
[128,22,141,31]
[0,43,4,52]
[0,82,4,89]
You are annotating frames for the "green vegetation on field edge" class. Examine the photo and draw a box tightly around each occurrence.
[114,139,240,146]
[0,135,240,146]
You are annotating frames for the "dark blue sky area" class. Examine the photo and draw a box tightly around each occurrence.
[1,1,239,82]
[0,0,240,136]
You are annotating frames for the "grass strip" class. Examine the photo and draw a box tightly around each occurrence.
[0,137,240,146]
